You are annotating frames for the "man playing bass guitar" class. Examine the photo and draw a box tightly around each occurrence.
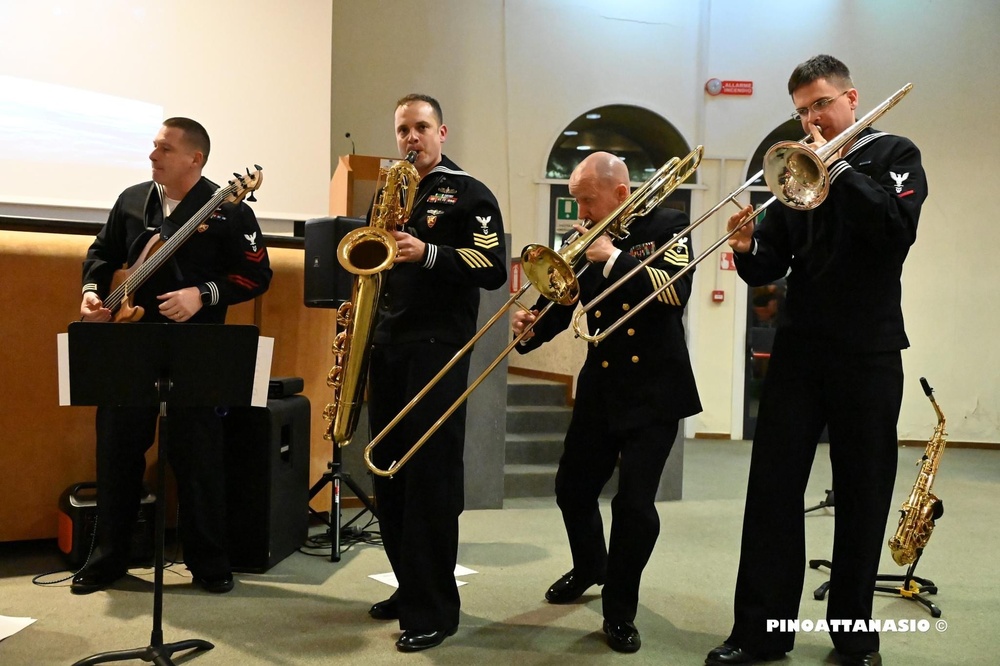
[74,117,271,595]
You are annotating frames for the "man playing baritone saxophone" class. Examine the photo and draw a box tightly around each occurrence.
[365,94,507,652]
[512,151,701,653]
[706,55,927,666]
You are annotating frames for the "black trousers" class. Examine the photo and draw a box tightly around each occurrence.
[555,388,679,623]
[368,341,470,632]
[727,332,902,656]
[94,404,230,578]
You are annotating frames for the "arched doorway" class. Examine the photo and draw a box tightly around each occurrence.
[544,104,694,248]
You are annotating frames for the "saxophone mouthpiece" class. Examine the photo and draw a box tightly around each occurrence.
[920,377,933,397]
[405,151,417,163]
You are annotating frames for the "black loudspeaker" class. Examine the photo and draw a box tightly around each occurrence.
[223,394,310,572]
[303,216,365,307]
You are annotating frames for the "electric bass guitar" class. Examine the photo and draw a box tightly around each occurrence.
[106,166,263,322]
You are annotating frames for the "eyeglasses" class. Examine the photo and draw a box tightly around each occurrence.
[790,90,849,121]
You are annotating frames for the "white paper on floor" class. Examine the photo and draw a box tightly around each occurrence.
[369,564,478,588]
[0,615,36,642]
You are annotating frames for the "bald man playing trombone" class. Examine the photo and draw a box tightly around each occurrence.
[513,151,701,653]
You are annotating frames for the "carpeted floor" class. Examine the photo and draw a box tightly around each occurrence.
[0,439,995,665]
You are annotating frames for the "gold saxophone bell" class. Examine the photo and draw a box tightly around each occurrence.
[322,152,419,447]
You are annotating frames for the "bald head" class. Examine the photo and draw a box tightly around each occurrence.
[571,151,629,189]
[568,152,631,224]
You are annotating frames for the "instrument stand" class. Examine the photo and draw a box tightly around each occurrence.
[808,550,942,618]
[64,323,263,665]
[308,440,378,563]
[805,488,835,514]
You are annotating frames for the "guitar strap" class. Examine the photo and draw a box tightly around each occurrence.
[133,177,216,282]
[157,177,217,239]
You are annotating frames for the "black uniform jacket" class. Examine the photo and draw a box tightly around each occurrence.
[517,207,702,427]
[734,128,927,353]
[374,155,507,347]
[82,176,272,324]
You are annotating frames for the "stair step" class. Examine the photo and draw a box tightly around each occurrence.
[505,432,564,465]
[506,379,567,407]
[503,463,618,499]
[506,405,572,434]
[503,464,557,498]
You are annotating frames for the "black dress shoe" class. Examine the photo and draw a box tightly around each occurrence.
[544,570,604,603]
[395,626,457,652]
[837,651,881,666]
[603,620,641,653]
[70,566,127,595]
[706,643,786,664]
[369,597,399,620]
[193,573,234,594]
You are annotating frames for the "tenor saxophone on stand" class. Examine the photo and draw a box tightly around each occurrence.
[888,377,947,566]
[322,152,419,447]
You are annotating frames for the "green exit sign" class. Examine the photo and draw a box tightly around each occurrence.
[555,197,578,221]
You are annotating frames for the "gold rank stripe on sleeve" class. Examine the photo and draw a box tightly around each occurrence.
[645,267,681,305]
[661,243,690,267]
[473,232,500,249]
[457,247,493,269]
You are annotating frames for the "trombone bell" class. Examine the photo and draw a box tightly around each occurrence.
[763,141,829,209]
[520,244,580,305]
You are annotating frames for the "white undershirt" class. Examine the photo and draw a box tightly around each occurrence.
[156,182,181,217]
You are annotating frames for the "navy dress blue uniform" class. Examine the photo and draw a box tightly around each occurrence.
[726,128,927,657]
[81,177,271,580]
[517,206,701,623]
[368,155,506,633]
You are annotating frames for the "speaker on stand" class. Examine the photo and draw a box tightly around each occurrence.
[303,216,365,308]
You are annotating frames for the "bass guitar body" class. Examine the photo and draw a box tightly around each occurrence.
[109,232,165,322]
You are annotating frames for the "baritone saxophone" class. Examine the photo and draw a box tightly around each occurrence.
[887,377,947,566]
[322,152,419,446]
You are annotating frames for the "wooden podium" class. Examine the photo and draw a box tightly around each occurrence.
[328,154,395,217]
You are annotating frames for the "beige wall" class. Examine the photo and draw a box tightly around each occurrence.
[330,0,1000,444]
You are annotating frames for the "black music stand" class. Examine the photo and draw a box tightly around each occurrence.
[805,488,835,514]
[63,322,264,666]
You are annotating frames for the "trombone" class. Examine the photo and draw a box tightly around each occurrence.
[363,146,704,477]
[572,82,913,344]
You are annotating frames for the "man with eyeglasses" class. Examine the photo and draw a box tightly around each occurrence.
[706,55,927,666]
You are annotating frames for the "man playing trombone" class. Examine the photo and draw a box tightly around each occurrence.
[706,55,927,666]
[513,151,701,653]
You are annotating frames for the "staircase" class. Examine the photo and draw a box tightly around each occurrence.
[504,374,572,498]
[504,373,620,500]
